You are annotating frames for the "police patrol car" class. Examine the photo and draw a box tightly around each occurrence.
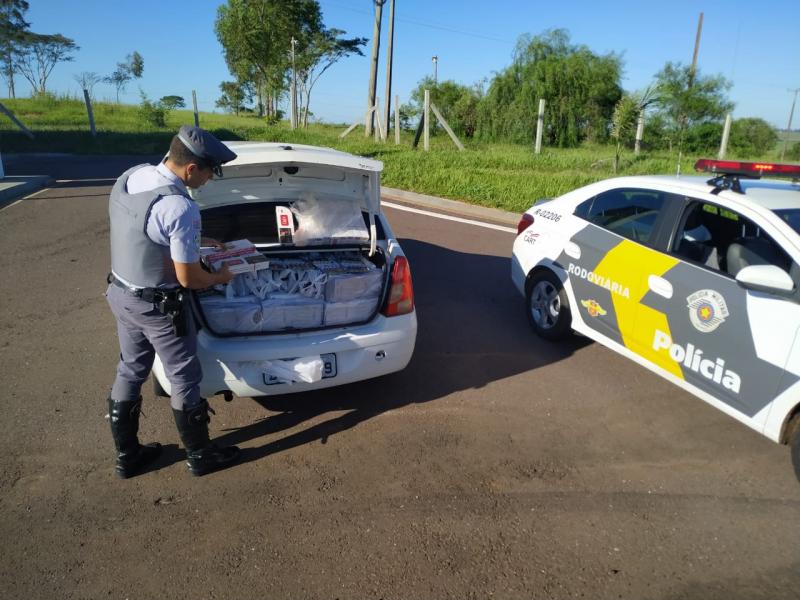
[511,159,800,482]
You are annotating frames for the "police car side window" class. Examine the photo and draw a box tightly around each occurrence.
[575,188,665,244]
[672,200,795,280]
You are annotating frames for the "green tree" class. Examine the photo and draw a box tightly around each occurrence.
[610,86,657,172]
[104,51,144,103]
[653,61,733,158]
[137,91,167,128]
[216,80,248,115]
[73,70,102,98]
[16,32,78,95]
[0,0,30,98]
[128,50,143,78]
[729,117,778,156]
[476,29,623,146]
[405,77,482,138]
[786,142,800,162]
[296,27,366,127]
[159,95,185,110]
[215,0,322,119]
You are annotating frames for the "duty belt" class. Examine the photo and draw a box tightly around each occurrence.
[107,273,179,303]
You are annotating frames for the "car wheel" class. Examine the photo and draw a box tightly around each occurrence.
[526,270,572,341]
[152,375,170,398]
[789,415,800,483]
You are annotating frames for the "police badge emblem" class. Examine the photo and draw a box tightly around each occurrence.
[687,289,729,333]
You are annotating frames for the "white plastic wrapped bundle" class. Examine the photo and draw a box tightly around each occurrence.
[200,296,263,334]
[324,297,379,326]
[324,269,383,302]
[261,295,324,331]
[291,195,369,246]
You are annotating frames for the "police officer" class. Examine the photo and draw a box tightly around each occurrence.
[106,125,240,478]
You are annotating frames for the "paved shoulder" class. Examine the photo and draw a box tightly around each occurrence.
[0,175,54,209]
[381,186,520,227]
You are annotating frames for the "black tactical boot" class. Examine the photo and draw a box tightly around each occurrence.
[108,397,162,479]
[173,400,241,476]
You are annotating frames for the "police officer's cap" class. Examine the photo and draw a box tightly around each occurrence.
[177,125,237,176]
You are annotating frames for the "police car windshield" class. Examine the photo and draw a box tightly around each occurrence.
[774,209,800,235]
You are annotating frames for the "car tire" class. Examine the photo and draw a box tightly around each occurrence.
[152,375,170,398]
[526,269,572,341]
[788,415,800,483]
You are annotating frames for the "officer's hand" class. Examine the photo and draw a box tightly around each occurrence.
[216,263,236,284]
[201,237,226,250]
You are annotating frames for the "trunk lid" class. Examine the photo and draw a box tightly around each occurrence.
[189,142,383,254]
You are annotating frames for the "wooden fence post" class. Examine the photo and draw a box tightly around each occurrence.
[430,103,465,151]
[192,90,199,127]
[83,89,96,137]
[718,113,732,159]
[394,94,400,145]
[0,101,34,139]
[423,89,430,152]
[634,111,644,155]
[534,98,545,154]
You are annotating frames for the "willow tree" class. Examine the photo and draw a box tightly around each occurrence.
[477,29,623,147]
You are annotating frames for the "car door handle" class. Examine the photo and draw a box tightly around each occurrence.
[648,275,673,299]
[564,242,581,259]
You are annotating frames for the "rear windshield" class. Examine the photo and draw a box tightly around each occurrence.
[774,209,800,235]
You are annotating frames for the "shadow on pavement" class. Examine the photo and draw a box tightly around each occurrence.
[211,237,590,466]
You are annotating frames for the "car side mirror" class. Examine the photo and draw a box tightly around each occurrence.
[735,264,795,294]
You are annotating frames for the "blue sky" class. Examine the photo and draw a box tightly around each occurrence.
[15,0,800,129]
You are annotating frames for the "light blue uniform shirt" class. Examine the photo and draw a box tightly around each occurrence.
[126,162,201,265]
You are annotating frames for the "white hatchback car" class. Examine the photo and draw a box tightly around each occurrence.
[152,142,417,399]
[511,159,800,481]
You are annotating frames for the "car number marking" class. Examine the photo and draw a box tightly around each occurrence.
[533,208,561,222]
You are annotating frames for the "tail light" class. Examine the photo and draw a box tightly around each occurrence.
[382,256,414,317]
[517,213,534,234]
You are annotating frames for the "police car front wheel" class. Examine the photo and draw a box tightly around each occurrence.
[526,270,572,341]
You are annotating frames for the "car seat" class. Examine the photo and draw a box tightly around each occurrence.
[725,237,783,277]
[676,209,719,269]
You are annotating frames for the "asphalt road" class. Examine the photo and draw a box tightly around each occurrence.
[1,158,799,600]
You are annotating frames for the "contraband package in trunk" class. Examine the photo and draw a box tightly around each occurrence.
[198,250,385,334]
[200,239,270,275]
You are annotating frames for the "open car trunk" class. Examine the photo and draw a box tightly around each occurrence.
[194,244,387,336]
[188,148,388,337]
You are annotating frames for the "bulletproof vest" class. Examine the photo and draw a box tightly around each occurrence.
[109,165,187,288]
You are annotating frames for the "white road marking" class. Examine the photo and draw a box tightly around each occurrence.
[382,201,517,234]
[0,186,50,211]
[56,178,116,183]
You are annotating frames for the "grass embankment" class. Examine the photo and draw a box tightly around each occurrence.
[0,95,787,213]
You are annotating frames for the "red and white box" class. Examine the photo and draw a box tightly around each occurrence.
[201,239,270,275]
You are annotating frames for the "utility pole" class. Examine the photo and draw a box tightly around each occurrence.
[688,12,704,88]
[432,55,438,84]
[382,0,395,137]
[366,0,385,137]
[678,12,704,177]
[291,36,298,129]
[781,88,799,161]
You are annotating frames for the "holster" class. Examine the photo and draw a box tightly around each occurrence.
[156,289,189,337]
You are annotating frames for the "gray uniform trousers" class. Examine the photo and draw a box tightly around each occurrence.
[106,283,202,411]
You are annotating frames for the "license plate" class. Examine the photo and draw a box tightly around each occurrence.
[263,353,337,385]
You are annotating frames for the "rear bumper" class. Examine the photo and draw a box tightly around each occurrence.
[511,253,527,297]
[153,312,417,397]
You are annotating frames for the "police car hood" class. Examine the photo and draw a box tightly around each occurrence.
[187,142,383,217]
